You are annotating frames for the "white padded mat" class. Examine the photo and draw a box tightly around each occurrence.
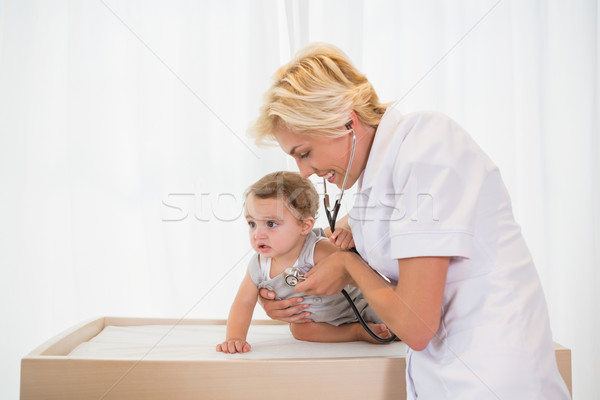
[68,324,407,360]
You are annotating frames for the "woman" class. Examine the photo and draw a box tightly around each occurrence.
[249,43,570,399]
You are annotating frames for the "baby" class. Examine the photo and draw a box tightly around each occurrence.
[216,171,391,353]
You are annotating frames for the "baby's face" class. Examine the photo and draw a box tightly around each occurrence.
[244,195,305,259]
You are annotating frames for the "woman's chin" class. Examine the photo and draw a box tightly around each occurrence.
[337,175,355,190]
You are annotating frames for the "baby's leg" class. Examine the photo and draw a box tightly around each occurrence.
[290,322,392,344]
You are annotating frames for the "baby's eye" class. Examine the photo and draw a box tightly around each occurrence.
[247,221,256,228]
[266,221,278,228]
[299,151,310,159]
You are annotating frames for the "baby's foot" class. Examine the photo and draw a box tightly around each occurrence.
[356,323,392,344]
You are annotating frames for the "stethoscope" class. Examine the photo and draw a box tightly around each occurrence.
[285,122,397,343]
[323,122,356,234]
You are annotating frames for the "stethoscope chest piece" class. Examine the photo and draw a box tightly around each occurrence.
[284,267,306,287]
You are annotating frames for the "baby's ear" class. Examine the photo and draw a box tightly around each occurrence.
[300,217,315,234]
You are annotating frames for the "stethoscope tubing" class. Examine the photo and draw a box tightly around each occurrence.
[340,287,396,343]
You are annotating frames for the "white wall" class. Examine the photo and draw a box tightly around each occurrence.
[1,1,597,398]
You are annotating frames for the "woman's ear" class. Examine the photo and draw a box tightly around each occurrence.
[300,217,315,234]
[347,110,358,130]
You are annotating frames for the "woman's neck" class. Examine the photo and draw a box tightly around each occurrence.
[355,123,377,177]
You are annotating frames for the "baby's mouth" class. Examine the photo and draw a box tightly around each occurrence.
[257,244,271,252]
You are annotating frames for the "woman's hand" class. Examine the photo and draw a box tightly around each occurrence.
[294,251,354,296]
[257,289,312,323]
[329,227,355,250]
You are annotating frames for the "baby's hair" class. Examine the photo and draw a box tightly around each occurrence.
[245,171,319,221]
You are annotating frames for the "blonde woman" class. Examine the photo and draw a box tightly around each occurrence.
[250,43,570,399]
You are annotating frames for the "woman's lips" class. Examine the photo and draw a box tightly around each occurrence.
[321,170,335,183]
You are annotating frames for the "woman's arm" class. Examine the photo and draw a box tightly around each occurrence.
[295,252,449,351]
[216,271,259,353]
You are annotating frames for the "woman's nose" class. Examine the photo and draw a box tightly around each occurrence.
[297,162,314,179]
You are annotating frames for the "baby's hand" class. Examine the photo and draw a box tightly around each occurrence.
[216,339,251,354]
[329,227,355,250]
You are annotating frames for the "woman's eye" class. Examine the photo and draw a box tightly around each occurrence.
[266,221,278,228]
[248,221,256,228]
[299,151,310,159]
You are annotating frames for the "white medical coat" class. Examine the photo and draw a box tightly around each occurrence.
[348,108,570,399]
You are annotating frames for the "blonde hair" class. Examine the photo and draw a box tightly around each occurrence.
[245,171,319,221]
[249,42,389,145]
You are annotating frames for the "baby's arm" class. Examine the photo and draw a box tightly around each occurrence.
[216,271,259,353]
[313,237,341,263]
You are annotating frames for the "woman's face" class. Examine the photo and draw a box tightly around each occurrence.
[274,125,361,190]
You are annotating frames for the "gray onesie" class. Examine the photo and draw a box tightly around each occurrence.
[248,228,382,326]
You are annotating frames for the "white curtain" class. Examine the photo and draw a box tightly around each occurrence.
[1,1,597,398]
